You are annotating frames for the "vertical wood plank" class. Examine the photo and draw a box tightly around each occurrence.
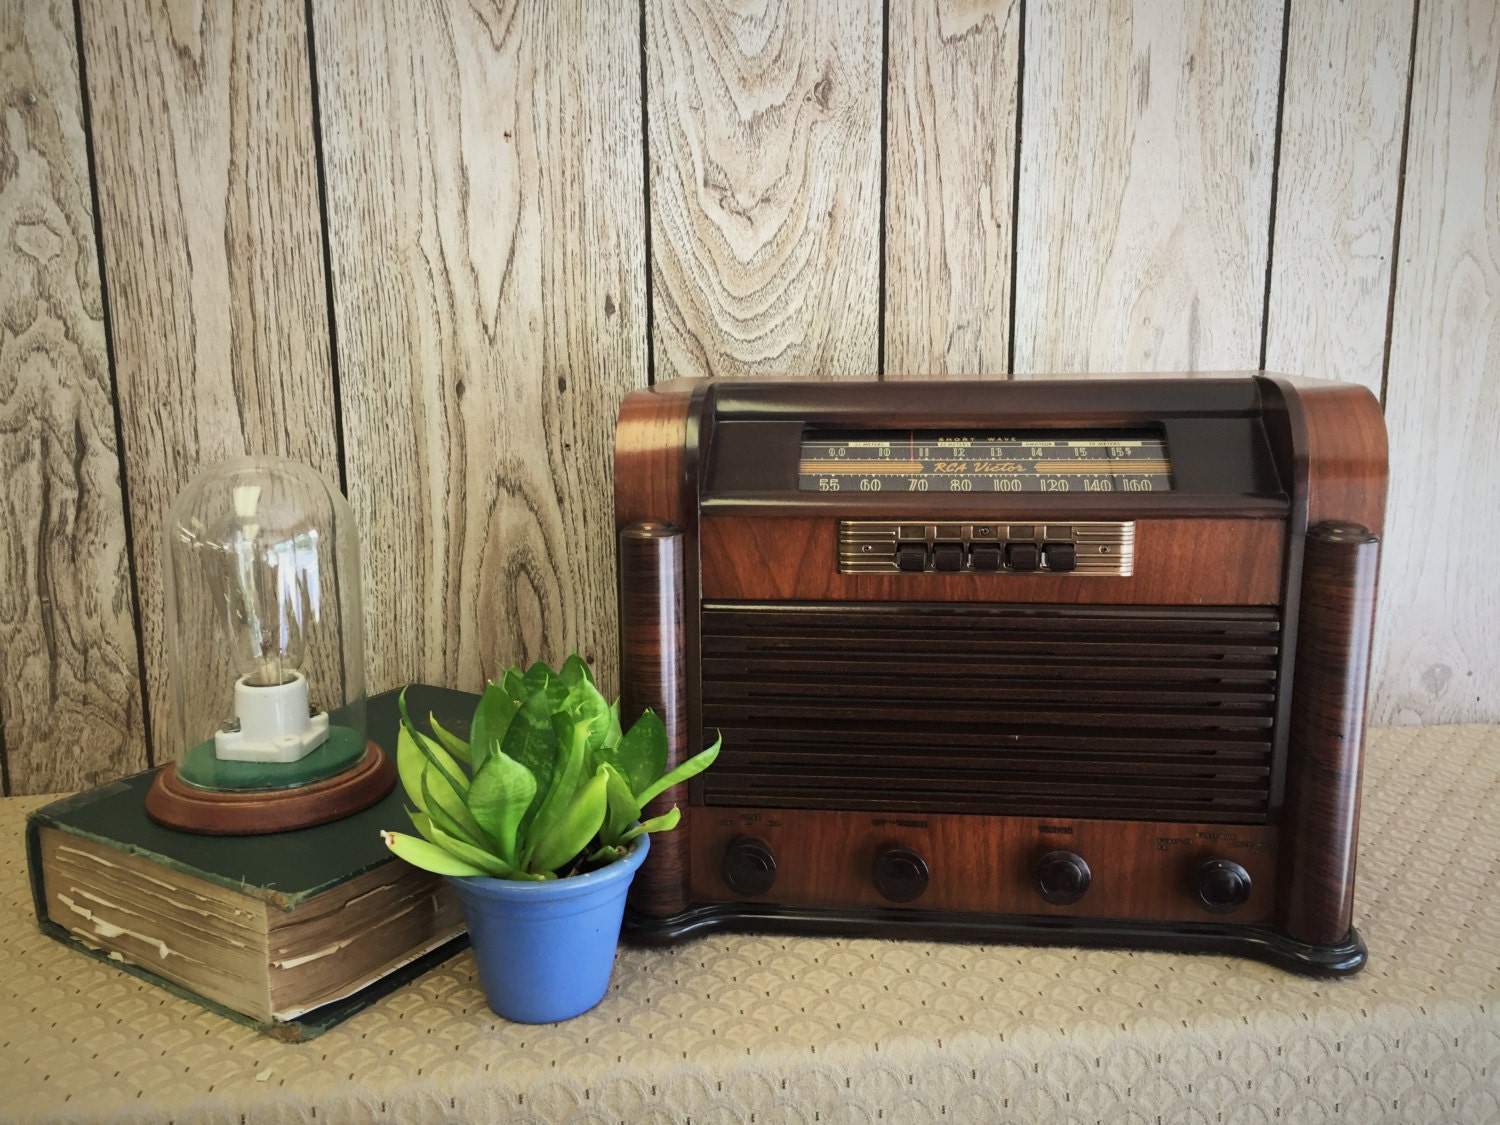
[1376,0,1500,724]
[1013,0,1283,373]
[0,0,147,793]
[1264,0,1414,391]
[315,0,647,697]
[78,0,340,756]
[884,0,1019,378]
[647,0,882,379]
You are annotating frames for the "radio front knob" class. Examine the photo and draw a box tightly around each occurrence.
[1032,850,1092,905]
[721,836,778,897]
[1193,858,1252,914]
[872,846,930,903]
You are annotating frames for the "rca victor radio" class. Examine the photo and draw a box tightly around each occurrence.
[613,375,1385,975]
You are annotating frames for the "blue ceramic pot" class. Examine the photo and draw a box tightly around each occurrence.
[446,833,650,1023]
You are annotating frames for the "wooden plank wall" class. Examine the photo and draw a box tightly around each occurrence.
[1,0,1494,794]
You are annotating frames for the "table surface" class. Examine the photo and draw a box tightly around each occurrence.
[4,724,1498,1123]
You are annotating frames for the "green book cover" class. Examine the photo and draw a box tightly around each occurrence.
[26,685,478,1041]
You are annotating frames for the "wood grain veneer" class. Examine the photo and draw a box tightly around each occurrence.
[884,0,1019,376]
[316,0,645,698]
[0,0,148,793]
[619,523,690,918]
[646,0,882,380]
[79,0,340,756]
[1013,1,1282,372]
[1264,0,1412,395]
[1375,0,1500,726]
[691,809,1277,924]
[6,0,1493,802]
[616,385,701,913]
[614,383,698,532]
[1278,523,1381,945]
[700,516,1285,605]
[1286,379,1389,534]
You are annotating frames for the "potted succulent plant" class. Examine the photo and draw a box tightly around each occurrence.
[380,655,719,1023]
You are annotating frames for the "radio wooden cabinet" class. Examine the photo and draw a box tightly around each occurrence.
[613,376,1386,975]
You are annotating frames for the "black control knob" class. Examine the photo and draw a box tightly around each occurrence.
[871,846,930,903]
[1193,858,1252,914]
[721,836,778,898]
[1032,850,1092,905]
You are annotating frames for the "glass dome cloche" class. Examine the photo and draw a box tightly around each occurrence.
[145,457,395,835]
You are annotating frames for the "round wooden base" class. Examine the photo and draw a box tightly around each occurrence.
[145,742,397,835]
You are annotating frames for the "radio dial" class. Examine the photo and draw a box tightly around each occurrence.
[1193,858,1252,914]
[721,836,778,898]
[1033,850,1092,905]
[872,846,930,903]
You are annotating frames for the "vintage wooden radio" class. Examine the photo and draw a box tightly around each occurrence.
[613,375,1385,975]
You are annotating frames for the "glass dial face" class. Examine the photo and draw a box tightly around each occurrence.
[797,429,1173,493]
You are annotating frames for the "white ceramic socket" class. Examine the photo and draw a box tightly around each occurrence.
[214,671,330,763]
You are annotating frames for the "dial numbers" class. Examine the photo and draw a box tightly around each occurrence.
[798,430,1174,492]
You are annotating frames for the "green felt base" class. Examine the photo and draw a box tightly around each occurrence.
[177,724,366,792]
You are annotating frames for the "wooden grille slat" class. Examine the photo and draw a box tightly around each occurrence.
[700,603,1282,822]
[711,723,1272,753]
[708,750,1272,774]
[705,678,1276,706]
[703,655,1279,683]
[703,635,1280,660]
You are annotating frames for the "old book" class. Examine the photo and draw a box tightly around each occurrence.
[25,686,474,1041]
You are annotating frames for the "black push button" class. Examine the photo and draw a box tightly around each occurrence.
[1006,542,1040,571]
[1043,542,1077,571]
[897,543,928,572]
[932,542,964,572]
[970,542,1002,571]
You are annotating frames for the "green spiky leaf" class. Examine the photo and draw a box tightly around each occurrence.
[559,653,595,686]
[528,767,609,874]
[619,807,680,843]
[468,683,517,775]
[500,690,557,843]
[521,711,592,867]
[636,732,722,808]
[381,831,488,877]
[615,709,668,797]
[428,714,472,766]
[466,746,538,866]
[599,763,641,845]
[426,821,514,878]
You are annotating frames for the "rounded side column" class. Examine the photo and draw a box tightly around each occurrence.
[618,520,688,917]
[1277,521,1380,946]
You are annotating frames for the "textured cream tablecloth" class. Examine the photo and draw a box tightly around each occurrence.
[3,725,1498,1123]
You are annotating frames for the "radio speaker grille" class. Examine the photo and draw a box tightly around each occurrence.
[699,603,1281,823]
